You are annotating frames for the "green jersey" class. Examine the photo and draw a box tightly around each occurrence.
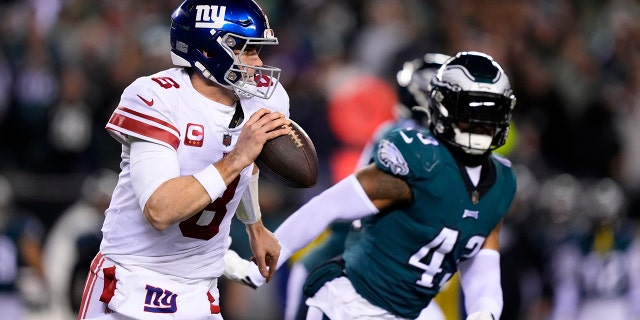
[343,127,516,319]
[300,118,423,271]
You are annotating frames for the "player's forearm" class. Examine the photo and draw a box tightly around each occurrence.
[460,223,503,319]
[130,138,215,230]
[245,174,378,286]
[275,175,377,267]
[481,221,501,250]
[144,175,212,230]
[213,151,253,185]
[459,249,503,319]
[245,219,267,237]
[237,167,261,224]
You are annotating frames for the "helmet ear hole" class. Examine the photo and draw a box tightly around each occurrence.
[199,49,212,58]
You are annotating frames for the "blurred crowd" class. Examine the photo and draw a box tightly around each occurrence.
[1,0,640,319]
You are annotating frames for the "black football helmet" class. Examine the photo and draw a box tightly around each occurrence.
[428,51,516,155]
[395,53,451,122]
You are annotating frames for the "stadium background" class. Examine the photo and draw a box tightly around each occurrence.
[0,0,639,319]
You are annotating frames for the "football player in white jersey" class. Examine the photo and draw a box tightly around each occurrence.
[77,0,290,319]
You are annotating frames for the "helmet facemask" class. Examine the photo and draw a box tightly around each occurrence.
[427,51,516,155]
[191,32,280,99]
[218,32,280,99]
[430,89,514,155]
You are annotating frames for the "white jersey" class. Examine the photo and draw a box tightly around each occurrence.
[101,67,289,279]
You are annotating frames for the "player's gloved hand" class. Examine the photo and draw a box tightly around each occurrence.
[223,237,259,289]
[223,248,259,289]
[466,311,495,320]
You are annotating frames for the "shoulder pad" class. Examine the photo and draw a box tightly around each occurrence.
[373,128,443,179]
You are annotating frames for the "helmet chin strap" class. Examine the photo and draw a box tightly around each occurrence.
[194,61,259,99]
[233,79,259,98]
[453,127,492,155]
[193,61,234,90]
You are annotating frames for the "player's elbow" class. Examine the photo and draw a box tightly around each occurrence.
[143,200,172,231]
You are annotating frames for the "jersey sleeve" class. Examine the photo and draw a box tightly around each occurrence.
[372,128,441,181]
[105,76,181,150]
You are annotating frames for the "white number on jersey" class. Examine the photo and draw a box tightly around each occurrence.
[409,227,486,288]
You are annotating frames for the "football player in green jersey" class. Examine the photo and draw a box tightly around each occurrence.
[283,52,451,320]
[226,51,517,320]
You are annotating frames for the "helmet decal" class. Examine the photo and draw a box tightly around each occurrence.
[194,5,227,28]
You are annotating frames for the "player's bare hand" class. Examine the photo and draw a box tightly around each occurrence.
[246,220,280,282]
[232,108,290,168]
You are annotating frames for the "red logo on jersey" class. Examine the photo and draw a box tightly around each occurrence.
[184,123,204,147]
[137,94,154,106]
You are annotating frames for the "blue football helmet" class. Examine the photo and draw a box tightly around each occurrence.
[170,0,281,99]
[428,51,516,155]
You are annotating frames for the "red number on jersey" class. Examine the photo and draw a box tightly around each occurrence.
[179,177,239,240]
[151,77,180,89]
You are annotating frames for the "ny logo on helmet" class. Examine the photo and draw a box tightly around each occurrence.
[195,5,226,28]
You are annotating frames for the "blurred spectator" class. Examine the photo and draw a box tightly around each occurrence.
[499,164,548,320]
[42,169,117,319]
[533,172,586,318]
[7,4,59,172]
[0,0,639,318]
[47,65,93,173]
[350,0,420,77]
[549,177,640,320]
[0,50,11,125]
[0,175,49,319]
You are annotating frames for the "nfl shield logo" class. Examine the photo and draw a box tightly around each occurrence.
[223,134,232,146]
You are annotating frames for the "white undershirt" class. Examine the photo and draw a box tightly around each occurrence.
[466,165,482,187]
[214,102,236,127]
[129,138,180,210]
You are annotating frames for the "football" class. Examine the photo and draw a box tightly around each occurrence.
[256,119,318,188]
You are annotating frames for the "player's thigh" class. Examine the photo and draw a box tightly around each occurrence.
[416,301,445,320]
[306,276,399,319]
[306,306,325,320]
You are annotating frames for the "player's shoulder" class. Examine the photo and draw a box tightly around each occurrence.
[119,68,190,112]
[381,127,443,155]
[374,127,446,178]
[124,68,187,96]
[490,153,516,177]
[489,153,517,193]
[490,152,512,168]
[239,81,290,117]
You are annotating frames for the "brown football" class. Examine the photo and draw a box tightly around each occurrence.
[256,119,318,188]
